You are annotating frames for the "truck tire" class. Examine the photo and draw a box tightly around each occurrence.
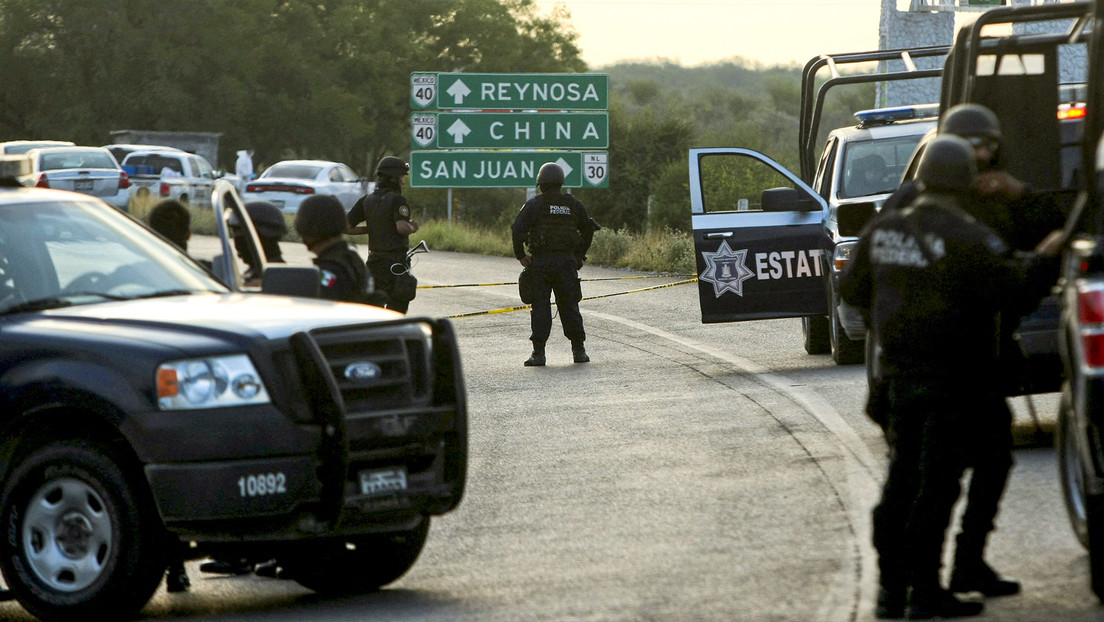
[802,316,830,354]
[829,302,863,365]
[178,194,189,205]
[1058,384,1091,548]
[289,517,430,594]
[0,439,165,622]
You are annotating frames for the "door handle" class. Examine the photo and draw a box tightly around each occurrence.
[704,232,733,239]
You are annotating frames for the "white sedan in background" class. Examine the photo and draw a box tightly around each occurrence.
[20,146,131,211]
[242,159,371,213]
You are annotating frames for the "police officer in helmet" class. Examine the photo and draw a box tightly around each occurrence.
[511,162,600,366]
[841,135,1062,619]
[347,156,418,313]
[295,194,372,304]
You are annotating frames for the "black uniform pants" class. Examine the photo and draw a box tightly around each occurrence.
[367,251,410,314]
[528,255,584,345]
[872,377,996,594]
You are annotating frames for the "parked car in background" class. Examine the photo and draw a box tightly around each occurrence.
[243,159,371,213]
[0,140,75,155]
[20,146,130,211]
[120,149,226,208]
[103,143,182,165]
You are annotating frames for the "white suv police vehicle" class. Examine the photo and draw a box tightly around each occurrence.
[690,104,936,364]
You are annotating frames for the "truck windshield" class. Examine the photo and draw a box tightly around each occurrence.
[0,197,226,314]
[840,135,925,199]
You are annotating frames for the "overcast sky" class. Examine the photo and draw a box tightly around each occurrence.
[537,0,886,68]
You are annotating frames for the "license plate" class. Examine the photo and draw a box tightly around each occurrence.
[359,467,407,496]
[74,179,94,192]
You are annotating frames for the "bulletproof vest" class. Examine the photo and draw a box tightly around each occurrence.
[363,190,407,252]
[528,192,580,254]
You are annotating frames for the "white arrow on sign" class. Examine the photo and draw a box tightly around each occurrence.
[447,119,472,144]
[555,157,573,179]
[446,79,472,105]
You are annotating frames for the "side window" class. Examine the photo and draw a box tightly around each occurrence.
[191,156,214,179]
[698,152,808,213]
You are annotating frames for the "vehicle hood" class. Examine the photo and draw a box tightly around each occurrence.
[40,293,403,340]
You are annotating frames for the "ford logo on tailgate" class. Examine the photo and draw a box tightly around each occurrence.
[344,361,382,382]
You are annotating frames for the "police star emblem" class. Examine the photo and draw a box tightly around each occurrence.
[699,239,755,297]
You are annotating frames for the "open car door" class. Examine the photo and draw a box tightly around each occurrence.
[690,147,829,323]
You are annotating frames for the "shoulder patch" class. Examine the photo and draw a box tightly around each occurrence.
[399,205,410,218]
[320,270,337,288]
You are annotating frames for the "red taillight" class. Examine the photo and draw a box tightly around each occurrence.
[35,173,49,188]
[1079,286,1104,324]
[118,171,130,190]
[1084,333,1104,368]
[159,182,170,197]
[246,184,260,193]
[1058,105,1087,120]
[250,184,314,195]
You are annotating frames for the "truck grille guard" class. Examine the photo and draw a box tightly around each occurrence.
[288,318,467,523]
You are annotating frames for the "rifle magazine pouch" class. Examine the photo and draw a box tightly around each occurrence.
[393,271,418,303]
[519,268,538,304]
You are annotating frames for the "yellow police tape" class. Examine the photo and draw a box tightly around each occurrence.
[417,273,695,290]
[445,277,699,319]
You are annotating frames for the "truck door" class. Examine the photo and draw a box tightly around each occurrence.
[690,147,829,324]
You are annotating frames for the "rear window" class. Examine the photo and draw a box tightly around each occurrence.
[40,150,118,171]
[263,164,322,180]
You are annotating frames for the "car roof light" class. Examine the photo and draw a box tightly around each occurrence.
[854,104,940,128]
[0,155,31,182]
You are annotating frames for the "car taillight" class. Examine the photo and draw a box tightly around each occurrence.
[1078,283,1104,369]
[118,171,130,190]
[159,182,170,197]
[1078,285,1104,324]
[35,173,49,188]
[246,184,260,193]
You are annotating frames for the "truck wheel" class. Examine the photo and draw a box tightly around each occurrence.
[1058,384,1091,548]
[178,194,189,205]
[829,302,863,365]
[1056,383,1104,599]
[802,316,829,354]
[289,517,430,594]
[0,440,165,622]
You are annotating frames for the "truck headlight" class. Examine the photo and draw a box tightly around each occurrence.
[833,241,857,273]
[157,355,270,410]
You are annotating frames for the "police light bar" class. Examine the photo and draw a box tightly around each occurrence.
[854,104,940,127]
[1058,103,1087,121]
[0,155,30,181]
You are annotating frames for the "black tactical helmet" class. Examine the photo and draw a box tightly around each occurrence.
[940,103,1002,140]
[917,135,977,192]
[376,156,409,177]
[537,162,565,186]
[228,201,289,239]
[294,195,347,242]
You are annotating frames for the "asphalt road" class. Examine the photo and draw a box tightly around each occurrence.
[0,237,1094,621]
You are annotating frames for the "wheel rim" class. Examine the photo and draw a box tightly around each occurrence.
[22,477,113,592]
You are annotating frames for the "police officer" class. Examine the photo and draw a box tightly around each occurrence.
[874,104,1065,604]
[295,194,372,304]
[840,135,1061,619]
[347,156,418,314]
[511,162,599,366]
[229,200,288,282]
[148,199,191,251]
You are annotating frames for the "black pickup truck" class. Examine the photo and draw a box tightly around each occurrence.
[0,160,467,621]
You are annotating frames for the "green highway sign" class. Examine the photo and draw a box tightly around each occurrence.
[411,112,608,150]
[410,150,609,189]
[411,73,609,110]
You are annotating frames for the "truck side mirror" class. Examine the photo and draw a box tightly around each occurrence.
[837,201,877,237]
[262,266,322,298]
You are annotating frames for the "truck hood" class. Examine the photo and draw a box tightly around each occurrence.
[42,293,403,340]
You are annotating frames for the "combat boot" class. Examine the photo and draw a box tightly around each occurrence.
[948,560,1020,597]
[906,586,983,619]
[571,340,590,363]
[525,342,546,367]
